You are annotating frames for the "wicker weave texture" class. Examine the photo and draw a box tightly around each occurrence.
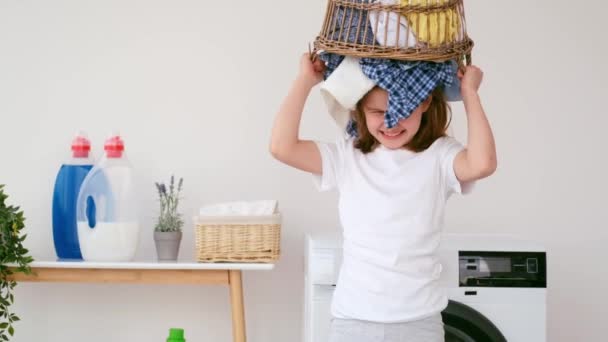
[195,216,281,263]
[314,0,473,62]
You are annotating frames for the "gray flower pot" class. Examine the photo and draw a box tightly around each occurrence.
[154,231,182,261]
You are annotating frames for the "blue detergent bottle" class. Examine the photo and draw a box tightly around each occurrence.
[52,132,94,260]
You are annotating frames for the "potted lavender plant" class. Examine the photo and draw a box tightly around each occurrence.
[154,176,184,261]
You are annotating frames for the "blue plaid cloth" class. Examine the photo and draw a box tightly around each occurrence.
[328,0,376,46]
[318,53,455,137]
[358,58,454,131]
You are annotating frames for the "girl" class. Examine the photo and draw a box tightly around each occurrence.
[270,53,496,342]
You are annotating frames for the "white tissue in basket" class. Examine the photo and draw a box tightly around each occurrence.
[199,200,278,216]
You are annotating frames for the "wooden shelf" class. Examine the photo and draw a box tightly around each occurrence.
[9,260,275,342]
[10,260,273,284]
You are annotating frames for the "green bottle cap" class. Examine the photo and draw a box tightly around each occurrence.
[167,328,185,342]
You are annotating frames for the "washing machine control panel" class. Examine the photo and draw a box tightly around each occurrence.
[459,251,546,288]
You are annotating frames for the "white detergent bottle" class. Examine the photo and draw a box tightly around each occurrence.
[76,133,139,262]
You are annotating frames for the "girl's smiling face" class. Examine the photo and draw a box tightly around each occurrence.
[362,87,432,150]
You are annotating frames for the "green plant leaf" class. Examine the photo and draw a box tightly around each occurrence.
[0,185,33,341]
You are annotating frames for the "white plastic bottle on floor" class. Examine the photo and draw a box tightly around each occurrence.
[76,133,139,262]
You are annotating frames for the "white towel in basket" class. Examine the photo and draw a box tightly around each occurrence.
[199,200,278,216]
[368,0,419,48]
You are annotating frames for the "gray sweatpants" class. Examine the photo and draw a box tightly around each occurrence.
[328,313,445,342]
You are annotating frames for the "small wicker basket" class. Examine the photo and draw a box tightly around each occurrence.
[194,214,281,263]
[313,0,473,63]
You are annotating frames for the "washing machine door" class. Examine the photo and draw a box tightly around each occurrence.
[441,300,507,342]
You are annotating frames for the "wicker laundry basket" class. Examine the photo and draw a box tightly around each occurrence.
[194,214,281,263]
[313,0,473,63]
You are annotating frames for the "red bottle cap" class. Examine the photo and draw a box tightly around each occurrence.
[71,134,91,158]
[104,135,125,158]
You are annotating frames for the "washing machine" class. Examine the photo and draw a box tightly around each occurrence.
[303,233,547,342]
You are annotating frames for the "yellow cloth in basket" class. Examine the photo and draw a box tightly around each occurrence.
[401,0,461,47]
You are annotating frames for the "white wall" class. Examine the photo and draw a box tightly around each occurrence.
[1,0,606,341]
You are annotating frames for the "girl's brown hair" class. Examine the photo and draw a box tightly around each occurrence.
[352,87,451,153]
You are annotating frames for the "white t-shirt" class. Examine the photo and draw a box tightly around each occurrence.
[314,136,472,323]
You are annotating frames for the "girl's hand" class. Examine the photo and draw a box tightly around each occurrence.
[458,65,483,97]
[298,52,326,87]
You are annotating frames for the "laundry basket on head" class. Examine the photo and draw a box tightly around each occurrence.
[313,0,474,63]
